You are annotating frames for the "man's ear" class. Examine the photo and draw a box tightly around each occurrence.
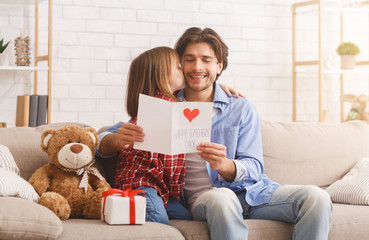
[217,62,223,74]
[41,129,56,151]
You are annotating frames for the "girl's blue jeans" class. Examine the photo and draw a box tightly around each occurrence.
[135,186,191,225]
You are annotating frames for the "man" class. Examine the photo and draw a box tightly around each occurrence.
[97,27,332,240]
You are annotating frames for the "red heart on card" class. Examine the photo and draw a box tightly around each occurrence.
[183,108,199,123]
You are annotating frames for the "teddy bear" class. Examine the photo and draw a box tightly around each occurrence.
[29,125,111,220]
[340,94,369,124]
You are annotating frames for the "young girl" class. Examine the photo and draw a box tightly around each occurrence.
[113,46,190,224]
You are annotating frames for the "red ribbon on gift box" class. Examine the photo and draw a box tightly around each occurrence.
[102,188,145,224]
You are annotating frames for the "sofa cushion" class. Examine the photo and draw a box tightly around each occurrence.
[329,203,369,239]
[0,145,20,175]
[169,219,293,240]
[0,197,62,240]
[0,168,39,202]
[261,120,369,187]
[325,157,369,205]
[58,219,185,240]
[0,122,90,180]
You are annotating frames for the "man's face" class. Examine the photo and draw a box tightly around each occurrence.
[182,42,223,92]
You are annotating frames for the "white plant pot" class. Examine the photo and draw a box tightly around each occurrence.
[340,55,356,70]
[0,53,9,66]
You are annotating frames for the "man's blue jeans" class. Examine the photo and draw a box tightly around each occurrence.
[191,185,333,240]
[136,186,191,224]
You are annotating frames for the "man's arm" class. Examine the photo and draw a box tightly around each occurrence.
[97,122,144,157]
[227,101,264,187]
[99,133,123,156]
[197,100,264,186]
[218,83,246,98]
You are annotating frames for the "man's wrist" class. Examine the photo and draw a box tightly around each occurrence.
[99,133,120,157]
[218,158,237,182]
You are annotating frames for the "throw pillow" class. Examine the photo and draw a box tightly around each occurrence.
[0,145,20,175]
[325,157,369,205]
[0,168,39,202]
[0,197,63,240]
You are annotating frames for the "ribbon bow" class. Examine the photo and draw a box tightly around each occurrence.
[102,189,145,224]
[61,162,104,193]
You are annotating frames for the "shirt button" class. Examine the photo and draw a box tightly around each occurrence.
[220,182,225,186]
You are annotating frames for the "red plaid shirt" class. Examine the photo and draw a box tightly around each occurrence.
[114,93,186,207]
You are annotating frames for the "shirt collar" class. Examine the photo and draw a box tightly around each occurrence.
[177,82,229,107]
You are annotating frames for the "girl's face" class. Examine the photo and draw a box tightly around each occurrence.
[169,60,185,92]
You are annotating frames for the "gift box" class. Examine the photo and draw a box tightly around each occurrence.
[101,189,146,225]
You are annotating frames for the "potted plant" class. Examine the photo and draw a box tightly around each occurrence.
[0,38,10,66]
[336,42,360,70]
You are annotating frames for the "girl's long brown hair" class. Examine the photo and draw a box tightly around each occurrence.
[126,46,180,118]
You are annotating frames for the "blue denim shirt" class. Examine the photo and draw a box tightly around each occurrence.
[97,83,280,206]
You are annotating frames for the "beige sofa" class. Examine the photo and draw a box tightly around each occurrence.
[1,120,369,240]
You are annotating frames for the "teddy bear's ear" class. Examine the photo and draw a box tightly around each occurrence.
[41,129,56,150]
[84,127,97,144]
[88,132,96,144]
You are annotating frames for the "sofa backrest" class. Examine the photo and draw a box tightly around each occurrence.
[4,120,368,188]
[0,122,90,180]
[261,120,369,187]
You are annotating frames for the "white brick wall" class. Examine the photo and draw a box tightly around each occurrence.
[0,0,368,130]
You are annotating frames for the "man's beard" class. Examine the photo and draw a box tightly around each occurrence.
[185,77,215,92]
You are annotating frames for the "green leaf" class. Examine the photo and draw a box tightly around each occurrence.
[336,42,360,56]
[0,38,10,54]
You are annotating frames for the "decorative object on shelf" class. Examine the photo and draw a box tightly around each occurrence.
[0,38,10,66]
[323,55,334,70]
[322,110,330,123]
[340,93,369,124]
[336,42,360,70]
[14,36,31,66]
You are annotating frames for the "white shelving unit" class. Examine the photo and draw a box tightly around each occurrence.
[292,0,369,122]
[0,66,48,71]
[0,0,53,124]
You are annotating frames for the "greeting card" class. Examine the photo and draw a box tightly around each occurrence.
[134,94,213,155]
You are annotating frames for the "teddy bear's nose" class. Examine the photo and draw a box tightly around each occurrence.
[70,144,83,154]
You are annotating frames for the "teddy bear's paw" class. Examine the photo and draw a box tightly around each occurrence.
[40,192,71,220]
[95,186,110,194]
[82,191,103,219]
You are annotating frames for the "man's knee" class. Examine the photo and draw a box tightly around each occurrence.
[301,185,332,211]
[198,188,242,212]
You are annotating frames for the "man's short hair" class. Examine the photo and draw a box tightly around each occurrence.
[174,27,229,80]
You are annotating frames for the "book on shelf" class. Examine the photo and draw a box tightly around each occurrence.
[15,95,30,127]
[29,95,38,127]
[15,94,48,127]
[36,95,48,126]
